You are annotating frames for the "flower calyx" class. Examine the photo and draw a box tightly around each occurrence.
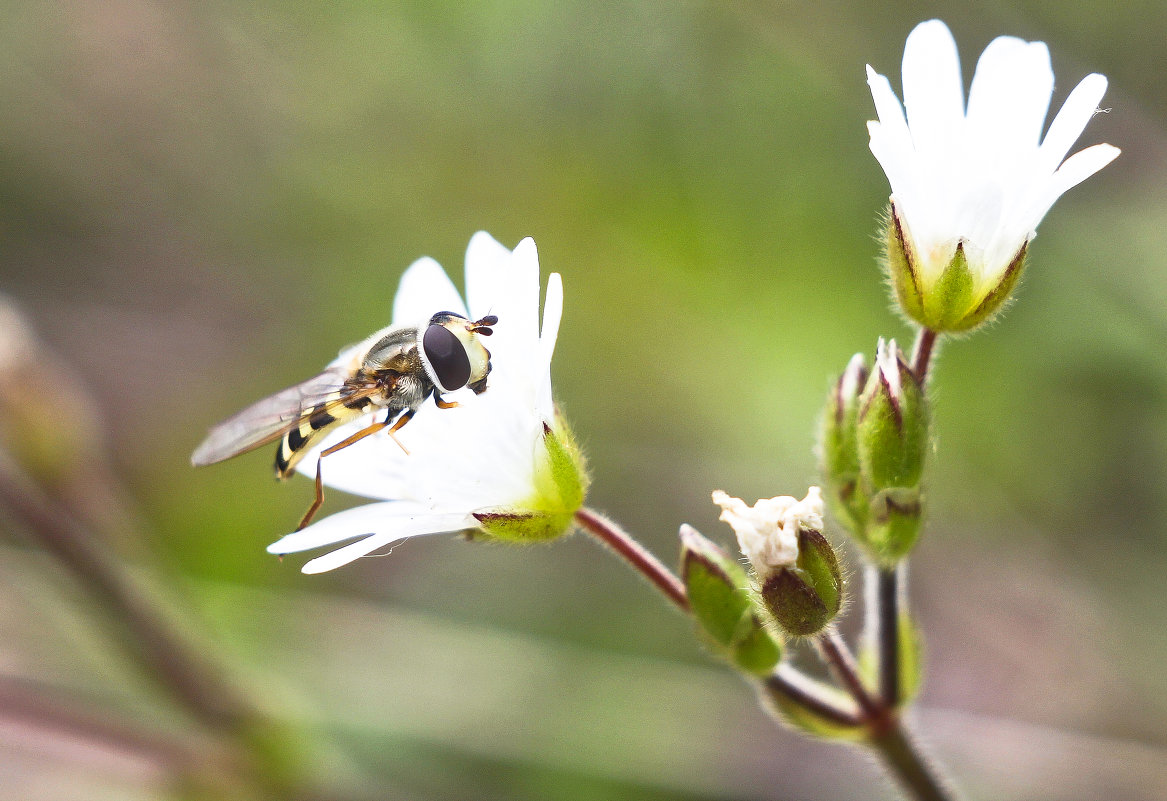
[885,201,1028,333]
[473,417,589,543]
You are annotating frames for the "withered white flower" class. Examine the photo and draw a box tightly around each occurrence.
[267,232,586,573]
[867,20,1120,330]
[711,487,824,579]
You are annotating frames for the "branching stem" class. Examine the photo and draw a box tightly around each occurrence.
[574,506,954,800]
[816,627,887,725]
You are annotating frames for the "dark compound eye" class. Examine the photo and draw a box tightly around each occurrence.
[422,323,471,391]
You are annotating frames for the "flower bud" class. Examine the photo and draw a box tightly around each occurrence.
[712,488,843,637]
[885,201,1027,333]
[855,340,928,562]
[819,352,869,536]
[679,524,782,676]
[857,340,927,491]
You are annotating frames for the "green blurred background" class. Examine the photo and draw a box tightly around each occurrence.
[1,1,1164,799]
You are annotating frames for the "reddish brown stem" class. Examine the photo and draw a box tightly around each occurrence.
[911,327,938,383]
[815,628,887,727]
[574,507,689,611]
[875,563,904,707]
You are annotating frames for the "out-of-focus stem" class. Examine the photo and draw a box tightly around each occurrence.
[0,674,196,770]
[815,627,886,724]
[0,447,253,732]
[873,721,957,801]
[872,562,906,707]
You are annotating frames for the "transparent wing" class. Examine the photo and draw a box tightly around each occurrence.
[192,367,362,466]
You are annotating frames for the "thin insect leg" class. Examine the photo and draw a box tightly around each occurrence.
[296,458,328,531]
[320,418,391,457]
[385,408,415,453]
[295,414,395,530]
[434,393,459,410]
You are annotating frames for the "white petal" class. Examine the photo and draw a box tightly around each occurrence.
[300,532,404,573]
[540,272,563,365]
[866,68,922,227]
[901,20,964,155]
[863,68,914,183]
[866,66,911,153]
[301,513,473,576]
[966,37,1053,155]
[392,257,468,326]
[1038,74,1109,174]
[1029,143,1121,224]
[464,232,515,319]
[466,236,538,379]
[536,272,563,421]
[266,501,448,554]
[300,509,474,574]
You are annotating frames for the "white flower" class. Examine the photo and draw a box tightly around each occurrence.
[267,232,586,574]
[867,19,1119,327]
[711,487,824,579]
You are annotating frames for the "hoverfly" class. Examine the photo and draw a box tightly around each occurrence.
[192,312,497,529]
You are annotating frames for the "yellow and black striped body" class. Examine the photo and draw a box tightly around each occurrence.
[274,391,380,478]
[274,326,434,479]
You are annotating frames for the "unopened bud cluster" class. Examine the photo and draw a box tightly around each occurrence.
[820,339,928,564]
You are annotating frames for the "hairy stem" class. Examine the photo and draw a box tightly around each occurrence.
[573,508,953,798]
[911,327,939,383]
[815,627,886,724]
[815,629,955,800]
[761,664,863,728]
[575,508,864,725]
[574,507,689,611]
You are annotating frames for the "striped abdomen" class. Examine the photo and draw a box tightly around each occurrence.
[274,393,376,478]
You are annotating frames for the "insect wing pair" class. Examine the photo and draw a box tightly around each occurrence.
[192,312,497,529]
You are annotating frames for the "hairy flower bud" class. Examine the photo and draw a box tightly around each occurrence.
[819,352,869,536]
[855,339,928,562]
[679,524,782,676]
[712,488,843,637]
